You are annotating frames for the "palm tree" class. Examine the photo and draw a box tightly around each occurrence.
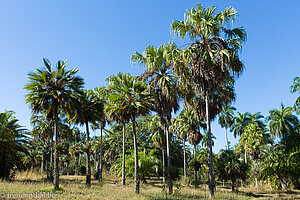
[171,4,246,198]
[0,111,28,180]
[93,87,108,181]
[131,42,179,193]
[267,103,299,143]
[290,76,300,113]
[72,89,104,186]
[24,59,84,190]
[218,105,236,150]
[148,115,166,183]
[106,73,153,193]
[231,112,250,163]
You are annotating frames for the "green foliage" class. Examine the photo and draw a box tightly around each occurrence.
[0,111,28,180]
[216,149,249,191]
[111,149,160,182]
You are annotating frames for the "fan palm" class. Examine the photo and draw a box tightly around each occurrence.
[131,42,179,193]
[218,105,236,150]
[72,89,104,186]
[106,73,154,193]
[149,115,166,183]
[92,87,108,181]
[24,59,84,190]
[171,4,246,198]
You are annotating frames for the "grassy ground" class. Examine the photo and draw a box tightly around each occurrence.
[0,172,299,200]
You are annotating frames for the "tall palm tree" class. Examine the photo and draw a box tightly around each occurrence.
[148,115,166,183]
[72,89,104,186]
[106,73,153,193]
[267,103,299,142]
[131,42,179,194]
[171,4,246,199]
[24,59,84,190]
[218,105,236,150]
[93,87,108,181]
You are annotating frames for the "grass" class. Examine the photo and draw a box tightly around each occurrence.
[0,172,299,199]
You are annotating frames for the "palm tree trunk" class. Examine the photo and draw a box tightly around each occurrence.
[75,155,79,175]
[49,135,53,181]
[162,148,165,184]
[205,96,215,200]
[66,155,69,176]
[132,117,139,194]
[53,116,60,191]
[194,144,197,182]
[99,126,103,181]
[225,128,229,150]
[165,123,173,194]
[85,121,91,187]
[41,154,44,175]
[45,159,48,177]
[244,144,247,163]
[122,122,126,185]
[183,139,186,181]
[255,177,258,190]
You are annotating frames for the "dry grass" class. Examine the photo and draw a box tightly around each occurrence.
[0,172,299,199]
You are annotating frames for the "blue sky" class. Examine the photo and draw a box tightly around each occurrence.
[0,0,299,153]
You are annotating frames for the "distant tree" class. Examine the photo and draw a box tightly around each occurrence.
[218,105,236,150]
[72,89,104,186]
[290,77,300,113]
[267,103,299,143]
[216,149,248,191]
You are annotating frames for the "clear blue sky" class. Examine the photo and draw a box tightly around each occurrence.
[0,0,299,153]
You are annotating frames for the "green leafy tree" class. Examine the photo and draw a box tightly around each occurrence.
[171,4,246,199]
[25,59,84,190]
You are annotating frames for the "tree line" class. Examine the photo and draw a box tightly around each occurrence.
[0,4,299,200]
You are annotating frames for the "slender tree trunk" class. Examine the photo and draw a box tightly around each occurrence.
[244,144,247,163]
[194,144,197,182]
[41,154,44,175]
[205,96,215,200]
[223,179,225,187]
[53,116,60,190]
[66,156,69,176]
[225,128,229,150]
[132,117,139,194]
[162,148,165,184]
[183,139,186,181]
[99,126,103,181]
[278,175,286,190]
[45,159,48,178]
[75,155,79,175]
[122,122,126,185]
[255,177,258,190]
[232,180,235,191]
[50,135,53,181]
[165,123,173,194]
[85,122,91,187]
